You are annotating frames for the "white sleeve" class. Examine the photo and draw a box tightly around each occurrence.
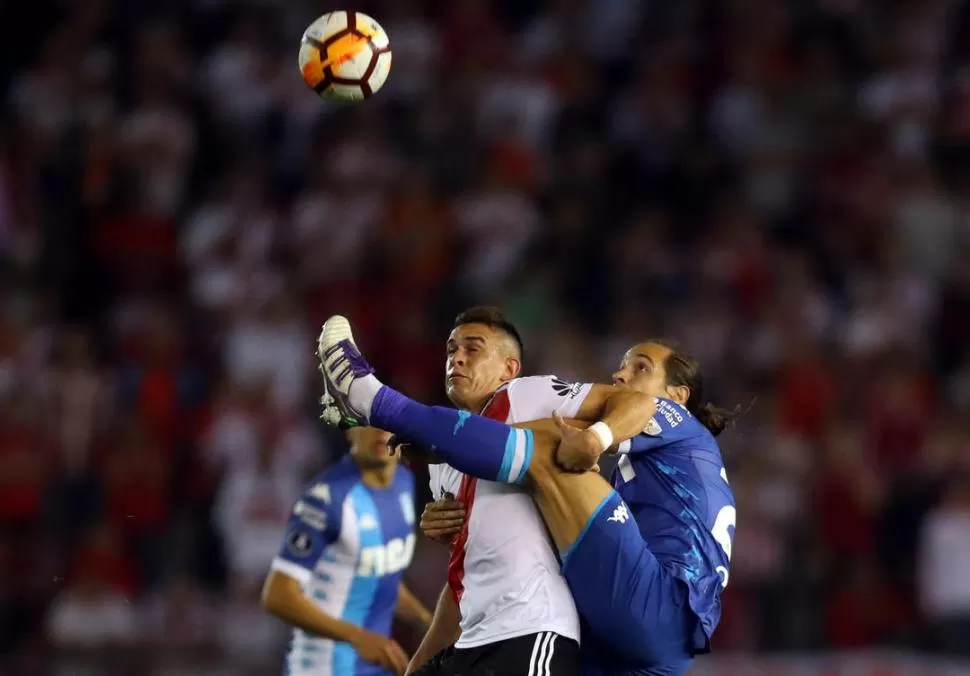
[428,464,444,500]
[505,375,595,423]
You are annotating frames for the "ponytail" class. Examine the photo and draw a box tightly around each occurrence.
[646,337,744,438]
[694,402,741,437]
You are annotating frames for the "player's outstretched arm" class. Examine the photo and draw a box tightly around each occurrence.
[555,386,656,469]
[262,570,410,674]
[395,583,433,631]
[406,583,461,675]
[573,384,655,428]
[503,377,655,460]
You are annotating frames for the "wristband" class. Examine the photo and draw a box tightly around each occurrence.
[588,422,614,452]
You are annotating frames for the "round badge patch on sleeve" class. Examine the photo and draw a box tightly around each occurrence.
[287,529,314,557]
[644,418,663,436]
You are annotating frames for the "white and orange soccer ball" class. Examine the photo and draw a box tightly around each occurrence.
[298,10,392,102]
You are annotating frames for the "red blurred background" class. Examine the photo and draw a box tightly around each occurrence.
[1,0,970,673]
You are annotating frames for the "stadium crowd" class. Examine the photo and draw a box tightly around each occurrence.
[2,0,970,672]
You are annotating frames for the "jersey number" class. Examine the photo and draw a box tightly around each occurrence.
[712,467,734,588]
[711,505,735,588]
[617,458,735,588]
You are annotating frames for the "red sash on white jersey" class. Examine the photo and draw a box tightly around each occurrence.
[446,387,511,603]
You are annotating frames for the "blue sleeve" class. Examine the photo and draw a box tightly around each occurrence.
[619,398,693,455]
[270,482,342,583]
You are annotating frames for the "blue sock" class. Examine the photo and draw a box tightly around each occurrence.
[369,386,534,484]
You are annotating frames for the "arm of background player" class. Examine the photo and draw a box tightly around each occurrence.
[262,569,367,643]
[262,499,411,675]
[261,493,354,640]
[406,583,461,674]
[395,583,433,631]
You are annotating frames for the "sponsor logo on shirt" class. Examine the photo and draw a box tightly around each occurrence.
[294,500,328,531]
[357,534,416,577]
[655,399,684,428]
[607,504,630,524]
[309,483,331,504]
[287,529,314,557]
[551,377,582,399]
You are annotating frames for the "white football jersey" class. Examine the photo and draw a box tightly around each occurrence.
[428,375,593,648]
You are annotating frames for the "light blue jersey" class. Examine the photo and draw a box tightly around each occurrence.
[270,455,416,676]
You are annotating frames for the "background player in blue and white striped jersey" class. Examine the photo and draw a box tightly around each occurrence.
[262,426,432,676]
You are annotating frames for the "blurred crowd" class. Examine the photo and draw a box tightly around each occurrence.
[2,0,970,671]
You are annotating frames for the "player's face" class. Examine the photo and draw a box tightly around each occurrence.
[445,323,518,411]
[348,427,397,468]
[612,342,688,405]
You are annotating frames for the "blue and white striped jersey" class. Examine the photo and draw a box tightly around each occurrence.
[270,455,416,676]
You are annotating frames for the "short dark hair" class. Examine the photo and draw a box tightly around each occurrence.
[453,306,524,357]
[649,338,739,437]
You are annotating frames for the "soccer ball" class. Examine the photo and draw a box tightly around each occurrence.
[298,11,392,102]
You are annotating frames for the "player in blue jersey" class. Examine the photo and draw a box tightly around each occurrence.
[315,316,736,676]
[261,426,432,676]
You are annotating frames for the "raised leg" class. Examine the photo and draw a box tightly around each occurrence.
[510,423,696,671]
[503,421,615,555]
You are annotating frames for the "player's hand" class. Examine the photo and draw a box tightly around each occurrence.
[553,412,602,472]
[352,629,410,675]
[391,437,444,466]
[420,495,466,542]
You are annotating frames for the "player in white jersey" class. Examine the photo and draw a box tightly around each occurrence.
[399,307,654,676]
[262,426,432,676]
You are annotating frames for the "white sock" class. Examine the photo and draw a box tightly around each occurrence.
[348,373,383,419]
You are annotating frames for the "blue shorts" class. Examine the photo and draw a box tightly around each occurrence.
[561,491,696,676]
